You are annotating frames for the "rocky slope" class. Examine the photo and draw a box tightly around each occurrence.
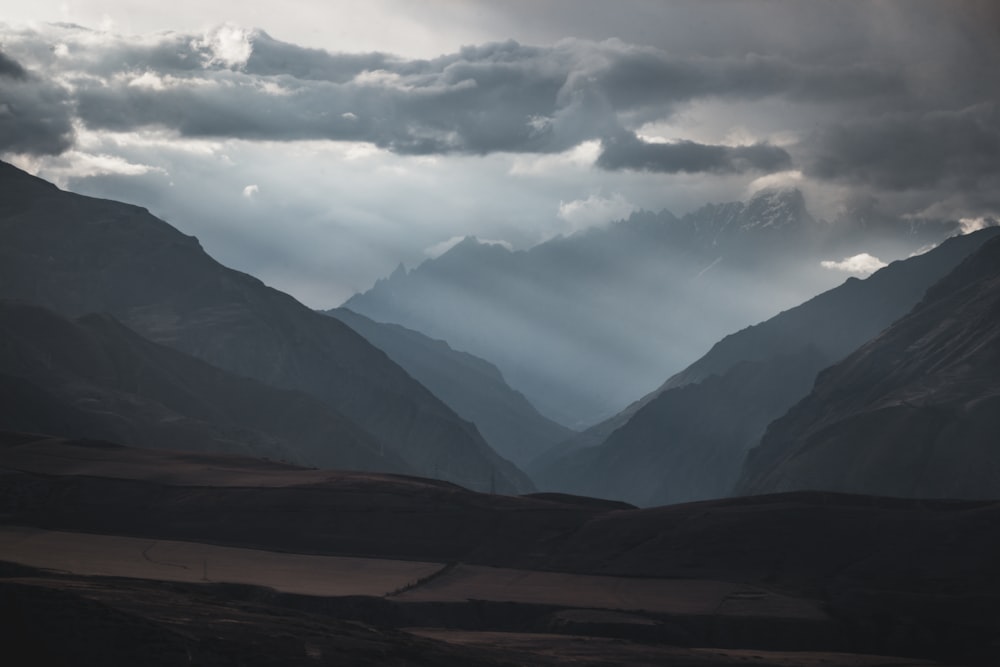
[0,161,531,493]
[326,308,573,467]
[737,235,1000,498]
[535,228,1000,505]
[0,300,414,473]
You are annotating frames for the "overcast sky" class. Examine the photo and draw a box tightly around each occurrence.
[2,1,998,307]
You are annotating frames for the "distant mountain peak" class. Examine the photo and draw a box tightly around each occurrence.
[389,262,408,280]
[742,187,810,230]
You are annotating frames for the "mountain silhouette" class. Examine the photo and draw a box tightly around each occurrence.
[0,161,531,493]
[326,308,573,467]
[535,228,1000,505]
[737,234,1000,498]
[0,300,417,473]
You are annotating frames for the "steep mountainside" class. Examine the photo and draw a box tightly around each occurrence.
[538,348,827,507]
[548,227,1000,456]
[737,235,1000,498]
[0,161,531,493]
[326,308,573,467]
[535,228,1000,505]
[0,300,414,473]
[346,189,953,427]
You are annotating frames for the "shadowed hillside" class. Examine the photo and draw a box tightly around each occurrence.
[535,228,1000,505]
[0,300,412,473]
[0,161,531,493]
[738,234,1000,498]
[326,307,573,467]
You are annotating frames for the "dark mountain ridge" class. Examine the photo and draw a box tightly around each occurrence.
[534,227,1000,505]
[325,308,573,467]
[737,234,1000,498]
[0,299,414,473]
[0,160,531,493]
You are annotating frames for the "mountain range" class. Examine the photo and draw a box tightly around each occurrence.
[1,155,1000,664]
[0,160,531,493]
[738,233,1000,498]
[345,188,954,427]
[534,227,1000,506]
[325,308,573,467]
[3,156,996,507]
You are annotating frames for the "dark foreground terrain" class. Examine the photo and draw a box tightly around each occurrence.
[2,433,997,665]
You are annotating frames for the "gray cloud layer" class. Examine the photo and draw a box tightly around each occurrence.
[598,132,791,174]
[1,26,903,166]
[0,49,74,155]
[1,4,998,216]
[806,104,1000,192]
[0,50,27,79]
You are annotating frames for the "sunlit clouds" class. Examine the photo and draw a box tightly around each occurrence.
[0,2,997,308]
[821,253,888,276]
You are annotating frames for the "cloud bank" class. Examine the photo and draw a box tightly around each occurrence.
[0,24,901,168]
[0,2,997,308]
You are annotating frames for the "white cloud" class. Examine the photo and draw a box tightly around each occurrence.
[746,170,803,196]
[197,24,253,69]
[242,184,259,198]
[557,192,635,232]
[353,69,409,89]
[820,252,887,276]
[908,243,938,258]
[8,150,164,187]
[508,140,601,176]
[958,216,999,235]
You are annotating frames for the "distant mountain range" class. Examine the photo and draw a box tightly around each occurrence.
[4,155,994,505]
[0,161,531,494]
[345,188,954,428]
[738,233,1000,498]
[533,227,1000,506]
[325,308,573,467]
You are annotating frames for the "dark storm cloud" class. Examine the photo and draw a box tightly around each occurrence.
[594,51,902,111]
[0,49,74,154]
[0,50,27,79]
[245,32,397,83]
[3,7,998,220]
[9,26,906,158]
[597,131,792,174]
[805,104,1000,191]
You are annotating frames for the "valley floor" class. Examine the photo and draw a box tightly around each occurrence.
[1,564,952,667]
[1,434,996,665]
